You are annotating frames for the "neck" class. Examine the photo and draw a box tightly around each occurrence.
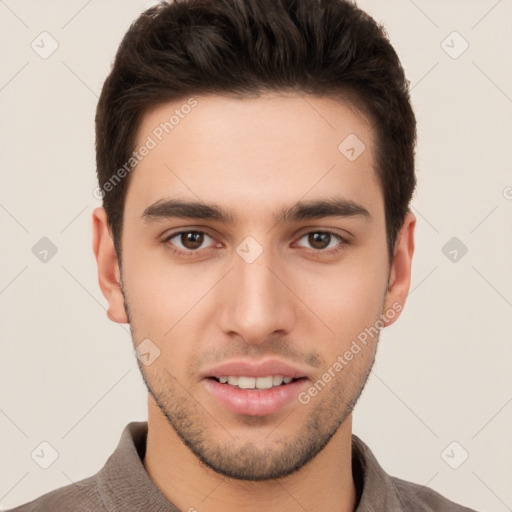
[143,397,357,512]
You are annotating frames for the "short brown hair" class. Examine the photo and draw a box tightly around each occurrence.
[95,0,416,264]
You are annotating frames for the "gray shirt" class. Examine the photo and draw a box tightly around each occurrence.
[7,421,477,511]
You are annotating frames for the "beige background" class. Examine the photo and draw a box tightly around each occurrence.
[0,0,511,510]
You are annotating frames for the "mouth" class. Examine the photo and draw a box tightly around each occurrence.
[202,359,310,416]
[209,375,305,390]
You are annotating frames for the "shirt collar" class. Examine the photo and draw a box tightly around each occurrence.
[351,433,405,510]
[95,422,179,511]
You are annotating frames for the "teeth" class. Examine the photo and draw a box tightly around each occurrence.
[273,375,284,386]
[238,376,256,389]
[255,376,273,389]
[216,375,295,389]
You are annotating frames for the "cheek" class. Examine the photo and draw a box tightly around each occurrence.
[122,238,195,306]
[121,247,224,369]
[293,256,387,342]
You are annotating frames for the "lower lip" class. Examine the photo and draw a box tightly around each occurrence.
[203,378,307,416]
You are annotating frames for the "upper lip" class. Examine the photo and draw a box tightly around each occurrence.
[202,359,310,380]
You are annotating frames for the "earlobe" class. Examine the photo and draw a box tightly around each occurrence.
[383,211,416,327]
[92,207,129,324]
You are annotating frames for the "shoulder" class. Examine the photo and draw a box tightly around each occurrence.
[4,475,105,512]
[351,434,479,511]
[390,475,478,512]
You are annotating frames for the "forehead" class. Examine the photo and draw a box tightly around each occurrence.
[125,92,382,222]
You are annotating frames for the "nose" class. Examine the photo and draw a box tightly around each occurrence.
[218,242,297,346]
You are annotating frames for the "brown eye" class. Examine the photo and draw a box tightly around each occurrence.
[308,232,331,249]
[180,231,204,250]
[165,230,215,253]
[296,231,343,251]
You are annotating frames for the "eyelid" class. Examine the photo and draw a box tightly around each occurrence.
[293,229,348,253]
[163,229,219,250]
[294,226,351,241]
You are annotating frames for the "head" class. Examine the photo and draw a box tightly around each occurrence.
[93,0,416,481]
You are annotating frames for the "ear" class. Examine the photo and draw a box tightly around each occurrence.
[92,207,129,324]
[383,211,415,327]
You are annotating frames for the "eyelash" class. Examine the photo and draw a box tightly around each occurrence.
[162,229,348,258]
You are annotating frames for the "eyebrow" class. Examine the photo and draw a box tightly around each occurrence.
[141,197,371,225]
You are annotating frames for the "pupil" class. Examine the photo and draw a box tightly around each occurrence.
[309,232,330,249]
[183,232,203,249]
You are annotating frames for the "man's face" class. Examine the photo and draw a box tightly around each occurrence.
[108,93,405,480]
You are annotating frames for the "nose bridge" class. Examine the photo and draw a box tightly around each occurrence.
[220,237,295,343]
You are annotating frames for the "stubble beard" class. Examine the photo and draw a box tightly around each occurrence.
[136,340,377,481]
[122,284,378,481]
